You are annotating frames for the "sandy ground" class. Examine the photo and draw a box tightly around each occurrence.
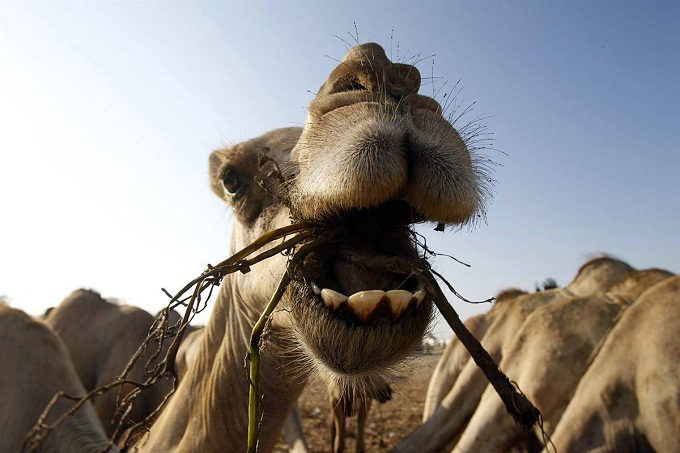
[273,353,441,453]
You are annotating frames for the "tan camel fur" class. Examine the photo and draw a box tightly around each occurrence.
[453,267,673,452]
[0,305,117,452]
[174,325,310,453]
[45,289,174,439]
[397,257,635,452]
[547,275,680,452]
[175,326,205,380]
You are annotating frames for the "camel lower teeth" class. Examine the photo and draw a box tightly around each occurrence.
[320,288,347,310]
[347,290,386,321]
[414,289,425,305]
[315,283,425,321]
[386,290,412,318]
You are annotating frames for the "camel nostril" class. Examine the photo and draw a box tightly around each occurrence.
[388,63,421,96]
[349,80,367,92]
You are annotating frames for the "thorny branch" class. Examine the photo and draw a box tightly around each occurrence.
[22,221,320,452]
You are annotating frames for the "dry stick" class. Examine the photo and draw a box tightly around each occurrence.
[348,251,541,432]
[246,236,329,453]
[414,260,540,431]
[125,222,319,385]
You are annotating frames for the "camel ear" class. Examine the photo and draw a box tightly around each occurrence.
[209,149,227,200]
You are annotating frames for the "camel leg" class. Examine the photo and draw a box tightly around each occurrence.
[331,396,345,453]
[282,403,309,453]
[356,398,372,453]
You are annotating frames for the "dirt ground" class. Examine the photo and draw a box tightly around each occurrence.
[273,352,441,453]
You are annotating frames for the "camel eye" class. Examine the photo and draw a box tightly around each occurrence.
[221,170,246,197]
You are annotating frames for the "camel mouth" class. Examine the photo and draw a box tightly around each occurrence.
[310,266,425,324]
[294,215,430,325]
[285,211,433,376]
[288,248,432,375]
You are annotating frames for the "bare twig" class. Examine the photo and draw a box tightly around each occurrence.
[421,268,540,432]
[246,235,332,453]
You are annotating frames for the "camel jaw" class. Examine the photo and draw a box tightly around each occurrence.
[284,222,433,378]
[308,244,427,324]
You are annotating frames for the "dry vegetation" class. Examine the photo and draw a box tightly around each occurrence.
[273,353,441,453]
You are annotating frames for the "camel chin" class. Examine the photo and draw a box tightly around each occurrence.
[286,219,433,385]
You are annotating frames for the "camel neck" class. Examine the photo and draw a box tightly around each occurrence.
[137,281,307,452]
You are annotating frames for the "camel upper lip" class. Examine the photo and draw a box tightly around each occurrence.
[311,92,443,118]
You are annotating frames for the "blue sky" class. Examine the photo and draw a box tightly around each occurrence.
[1,2,678,337]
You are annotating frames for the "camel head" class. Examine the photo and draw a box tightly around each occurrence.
[209,43,485,394]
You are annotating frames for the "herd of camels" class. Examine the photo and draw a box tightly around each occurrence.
[1,42,678,452]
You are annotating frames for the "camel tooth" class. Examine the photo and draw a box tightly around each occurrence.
[385,290,412,318]
[347,290,386,321]
[320,288,348,310]
[414,289,426,306]
[311,281,322,296]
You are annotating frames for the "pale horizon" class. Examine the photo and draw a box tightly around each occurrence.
[1,2,678,338]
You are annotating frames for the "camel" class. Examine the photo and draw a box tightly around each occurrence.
[452,267,673,452]
[175,325,205,380]
[396,256,636,452]
[548,274,680,452]
[0,304,115,452]
[44,289,175,439]
[134,41,487,452]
